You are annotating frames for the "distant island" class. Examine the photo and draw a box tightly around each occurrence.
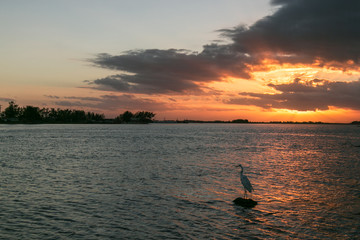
[0,101,359,125]
[154,120,360,125]
[0,101,154,124]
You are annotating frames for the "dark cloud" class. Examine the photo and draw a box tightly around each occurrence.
[84,0,360,113]
[44,95,60,99]
[64,96,101,101]
[87,48,250,94]
[226,79,360,111]
[54,94,169,111]
[220,0,360,66]
[55,100,84,107]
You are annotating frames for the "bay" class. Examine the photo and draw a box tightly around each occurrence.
[1,124,360,239]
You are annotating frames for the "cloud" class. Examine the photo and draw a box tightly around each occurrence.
[64,96,101,101]
[87,0,360,94]
[54,94,170,112]
[220,0,360,66]
[0,97,14,103]
[87,48,250,94]
[44,95,60,99]
[226,79,360,111]
[84,0,360,113]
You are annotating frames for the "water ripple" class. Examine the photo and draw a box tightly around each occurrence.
[0,124,359,239]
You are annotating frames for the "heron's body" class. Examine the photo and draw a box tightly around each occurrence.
[238,164,253,198]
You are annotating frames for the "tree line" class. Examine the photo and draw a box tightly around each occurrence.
[114,110,155,124]
[0,101,155,124]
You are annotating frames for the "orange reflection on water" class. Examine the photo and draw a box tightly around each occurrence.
[219,124,359,237]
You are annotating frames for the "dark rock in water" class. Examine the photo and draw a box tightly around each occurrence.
[233,197,257,208]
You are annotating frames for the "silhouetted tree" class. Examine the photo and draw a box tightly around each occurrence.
[72,110,86,123]
[133,111,156,123]
[3,101,21,121]
[0,101,155,124]
[115,111,155,123]
[115,111,134,123]
[39,108,50,120]
[19,106,42,123]
[232,119,249,123]
[88,112,105,122]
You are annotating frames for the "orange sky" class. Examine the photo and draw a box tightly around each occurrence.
[1,0,359,123]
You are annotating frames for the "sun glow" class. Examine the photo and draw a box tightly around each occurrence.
[250,60,360,84]
[203,62,360,123]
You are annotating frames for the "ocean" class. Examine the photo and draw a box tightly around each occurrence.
[1,124,359,239]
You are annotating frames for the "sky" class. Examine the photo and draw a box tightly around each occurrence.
[1,0,359,123]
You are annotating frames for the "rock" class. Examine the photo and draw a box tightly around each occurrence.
[233,197,257,208]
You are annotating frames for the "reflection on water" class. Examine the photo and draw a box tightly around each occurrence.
[0,124,359,239]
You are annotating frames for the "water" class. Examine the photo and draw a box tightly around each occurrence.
[1,124,359,239]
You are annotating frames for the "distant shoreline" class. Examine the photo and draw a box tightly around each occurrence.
[0,120,358,125]
[154,121,356,125]
[1,102,359,125]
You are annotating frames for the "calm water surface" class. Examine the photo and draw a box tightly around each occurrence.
[1,124,360,239]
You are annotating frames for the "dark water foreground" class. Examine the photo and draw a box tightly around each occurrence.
[1,124,359,239]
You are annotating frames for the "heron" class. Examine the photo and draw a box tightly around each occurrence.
[237,164,253,199]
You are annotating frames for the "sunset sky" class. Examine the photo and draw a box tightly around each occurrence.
[1,0,359,123]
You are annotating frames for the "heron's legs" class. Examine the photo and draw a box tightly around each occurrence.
[244,189,247,199]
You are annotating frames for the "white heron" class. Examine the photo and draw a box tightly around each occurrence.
[237,164,253,198]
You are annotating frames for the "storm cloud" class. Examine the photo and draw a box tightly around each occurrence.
[85,0,360,112]
[88,48,250,94]
[220,0,360,66]
[227,79,360,111]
